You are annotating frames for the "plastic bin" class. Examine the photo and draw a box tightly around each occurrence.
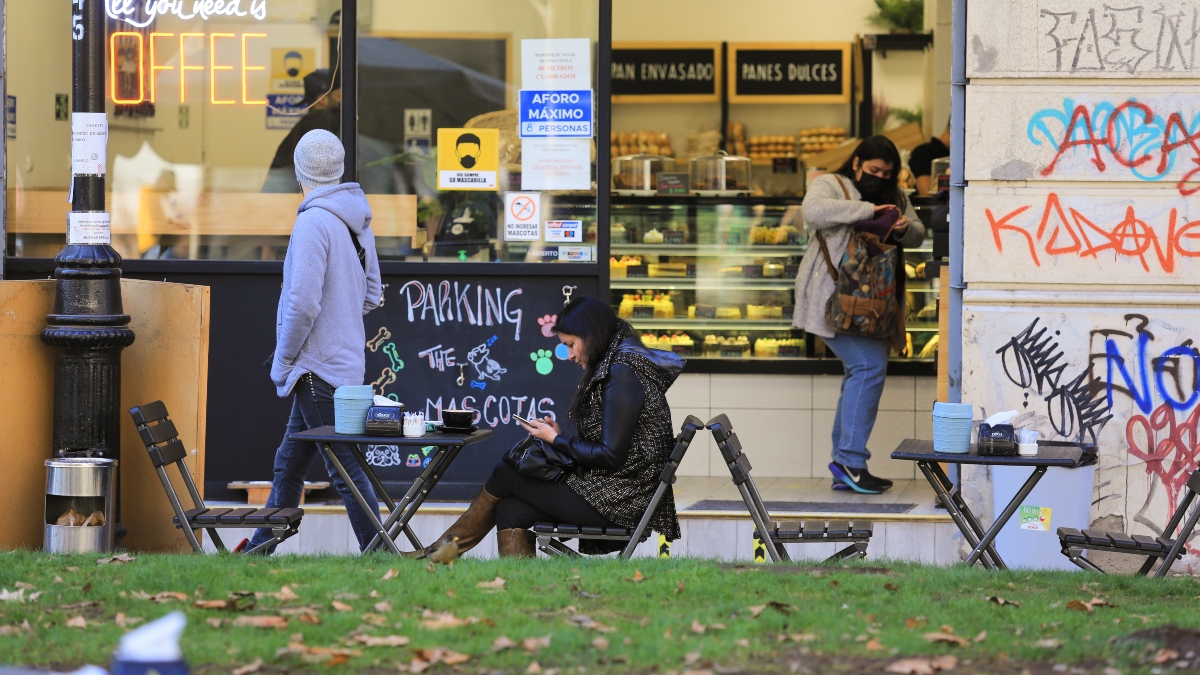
[932,402,973,454]
[993,462,1095,570]
[334,385,374,434]
[44,457,117,554]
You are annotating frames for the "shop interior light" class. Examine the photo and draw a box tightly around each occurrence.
[110,31,145,105]
[149,32,175,103]
[179,33,205,103]
[210,33,235,104]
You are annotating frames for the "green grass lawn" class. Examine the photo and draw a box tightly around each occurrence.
[2,551,1199,673]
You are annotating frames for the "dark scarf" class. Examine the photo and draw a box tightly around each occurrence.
[566,323,683,554]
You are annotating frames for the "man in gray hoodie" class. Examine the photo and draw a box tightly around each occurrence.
[242,129,384,553]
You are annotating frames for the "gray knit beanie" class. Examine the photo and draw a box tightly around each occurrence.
[294,129,345,187]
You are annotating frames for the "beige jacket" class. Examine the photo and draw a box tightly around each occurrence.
[792,174,923,339]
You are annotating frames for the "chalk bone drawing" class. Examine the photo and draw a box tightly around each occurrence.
[967,188,1200,283]
[965,308,1200,552]
[964,86,1200,190]
[967,0,1200,78]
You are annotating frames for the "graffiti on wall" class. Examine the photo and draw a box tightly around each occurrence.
[1028,99,1200,194]
[985,192,1200,273]
[1039,4,1200,74]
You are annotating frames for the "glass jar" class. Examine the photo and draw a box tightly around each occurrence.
[689,151,752,196]
[612,154,674,194]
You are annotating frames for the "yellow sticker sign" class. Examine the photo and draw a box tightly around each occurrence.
[270,47,316,94]
[437,128,500,191]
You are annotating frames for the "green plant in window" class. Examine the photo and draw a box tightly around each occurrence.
[868,0,924,33]
[890,105,923,127]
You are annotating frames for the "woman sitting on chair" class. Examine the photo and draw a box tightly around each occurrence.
[412,296,685,557]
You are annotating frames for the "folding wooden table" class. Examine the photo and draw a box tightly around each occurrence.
[891,439,1095,569]
[288,426,494,554]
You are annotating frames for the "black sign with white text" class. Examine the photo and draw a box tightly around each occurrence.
[611,46,719,99]
[733,48,845,98]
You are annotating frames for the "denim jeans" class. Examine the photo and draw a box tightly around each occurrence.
[822,333,889,470]
[248,373,381,552]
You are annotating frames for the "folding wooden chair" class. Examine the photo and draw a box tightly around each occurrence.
[533,415,705,558]
[130,401,302,555]
[707,413,872,563]
[1058,470,1200,577]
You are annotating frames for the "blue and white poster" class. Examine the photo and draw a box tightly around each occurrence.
[518,90,593,138]
[266,94,305,130]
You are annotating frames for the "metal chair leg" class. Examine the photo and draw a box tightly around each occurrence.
[1063,546,1105,573]
[536,536,579,557]
[824,543,865,563]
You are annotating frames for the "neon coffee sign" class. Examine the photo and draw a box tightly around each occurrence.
[106,0,268,28]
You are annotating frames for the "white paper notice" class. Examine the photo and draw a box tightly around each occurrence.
[521,138,592,191]
[504,192,542,241]
[71,112,108,176]
[68,212,111,245]
[521,38,591,89]
[545,220,583,243]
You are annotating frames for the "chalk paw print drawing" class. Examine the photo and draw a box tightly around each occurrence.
[537,314,558,338]
[555,343,570,360]
[531,349,554,375]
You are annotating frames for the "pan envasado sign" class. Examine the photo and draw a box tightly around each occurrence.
[518,90,592,138]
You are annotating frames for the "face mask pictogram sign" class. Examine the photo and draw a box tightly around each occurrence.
[437,128,500,191]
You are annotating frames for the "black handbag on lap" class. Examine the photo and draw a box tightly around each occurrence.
[503,434,578,483]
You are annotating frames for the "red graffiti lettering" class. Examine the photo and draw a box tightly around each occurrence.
[1128,403,1200,551]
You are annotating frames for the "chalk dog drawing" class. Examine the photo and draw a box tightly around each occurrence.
[364,445,402,467]
[467,343,507,381]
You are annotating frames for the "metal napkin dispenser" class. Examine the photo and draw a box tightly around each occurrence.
[365,404,405,436]
[977,423,1017,456]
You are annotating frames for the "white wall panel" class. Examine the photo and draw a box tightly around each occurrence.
[967,0,1200,79]
[964,185,1200,284]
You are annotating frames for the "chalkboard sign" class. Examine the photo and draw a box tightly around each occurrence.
[361,275,600,499]
[611,43,722,103]
[729,43,851,104]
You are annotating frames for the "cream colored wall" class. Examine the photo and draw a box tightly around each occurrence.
[6,0,72,190]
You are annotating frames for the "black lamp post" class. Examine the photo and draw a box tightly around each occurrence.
[42,0,134,477]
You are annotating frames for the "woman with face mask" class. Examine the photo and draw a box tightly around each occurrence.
[793,135,925,494]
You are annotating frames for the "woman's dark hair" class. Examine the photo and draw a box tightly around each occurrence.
[551,296,637,419]
[835,135,904,207]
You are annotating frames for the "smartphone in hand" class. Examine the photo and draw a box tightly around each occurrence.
[512,414,534,426]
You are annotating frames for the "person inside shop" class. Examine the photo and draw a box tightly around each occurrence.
[405,296,684,558]
[793,135,925,494]
[238,129,384,553]
[910,120,950,196]
[262,69,342,193]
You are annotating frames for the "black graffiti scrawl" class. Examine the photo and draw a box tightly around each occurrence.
[997,318,1113,443]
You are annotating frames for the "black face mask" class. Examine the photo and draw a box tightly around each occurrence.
[854,172,891,204]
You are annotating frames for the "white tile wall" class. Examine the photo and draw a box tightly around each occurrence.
[669,374,934,479]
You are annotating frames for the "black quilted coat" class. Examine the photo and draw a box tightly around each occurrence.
[565,323,684,553]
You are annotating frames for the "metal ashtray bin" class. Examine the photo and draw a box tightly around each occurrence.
[44,458,117,553]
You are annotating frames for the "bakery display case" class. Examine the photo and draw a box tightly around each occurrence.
[608,194,938,374]
[689,152,753,196]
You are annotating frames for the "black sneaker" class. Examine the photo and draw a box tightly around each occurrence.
[829,462,893,494]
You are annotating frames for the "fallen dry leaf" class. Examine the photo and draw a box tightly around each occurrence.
[442,651,469,666]
[905,617,928,629]
[787,633,817,643]
[1034,638,1062,649]
[381,568,398,581]
[885,655,958,674]
[446,589,456,599]
[66,566,79,572]
[691,619,706,634]
[331,600,353,612]
[866,637,885,651]
[747,601,796,619]
[275,586,299,602]
[492,636,517,652]
[13,583,32,590]
[231,658,263,675]
[884,582,898,592]
[0,621,32,636]
[419,611,467,630]
[1153,648,1180,664]
[522,635,552,653]
[924,632,971,647]
[66,616,87,629]
[591,637,609,650]
[626,570,645,583]
[974,631,987,643]
[374,600,392,613]
[194,599,229,610]
[526,661,542,674]
[233,616,288,629]
[360,613,387,627]
[684,651,702,665]
[987,596,1021,607]
[348,634,409,647]
[0,589,26,603]
[97,553,136,565]
[114,613,143,628]
[369,590,379,598]
[1066,597,1112,613]
[206,618,224,628]
[477,577,506,589]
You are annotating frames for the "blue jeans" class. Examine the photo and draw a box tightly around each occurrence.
[248,373,381,552]
[823,333,889,470]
